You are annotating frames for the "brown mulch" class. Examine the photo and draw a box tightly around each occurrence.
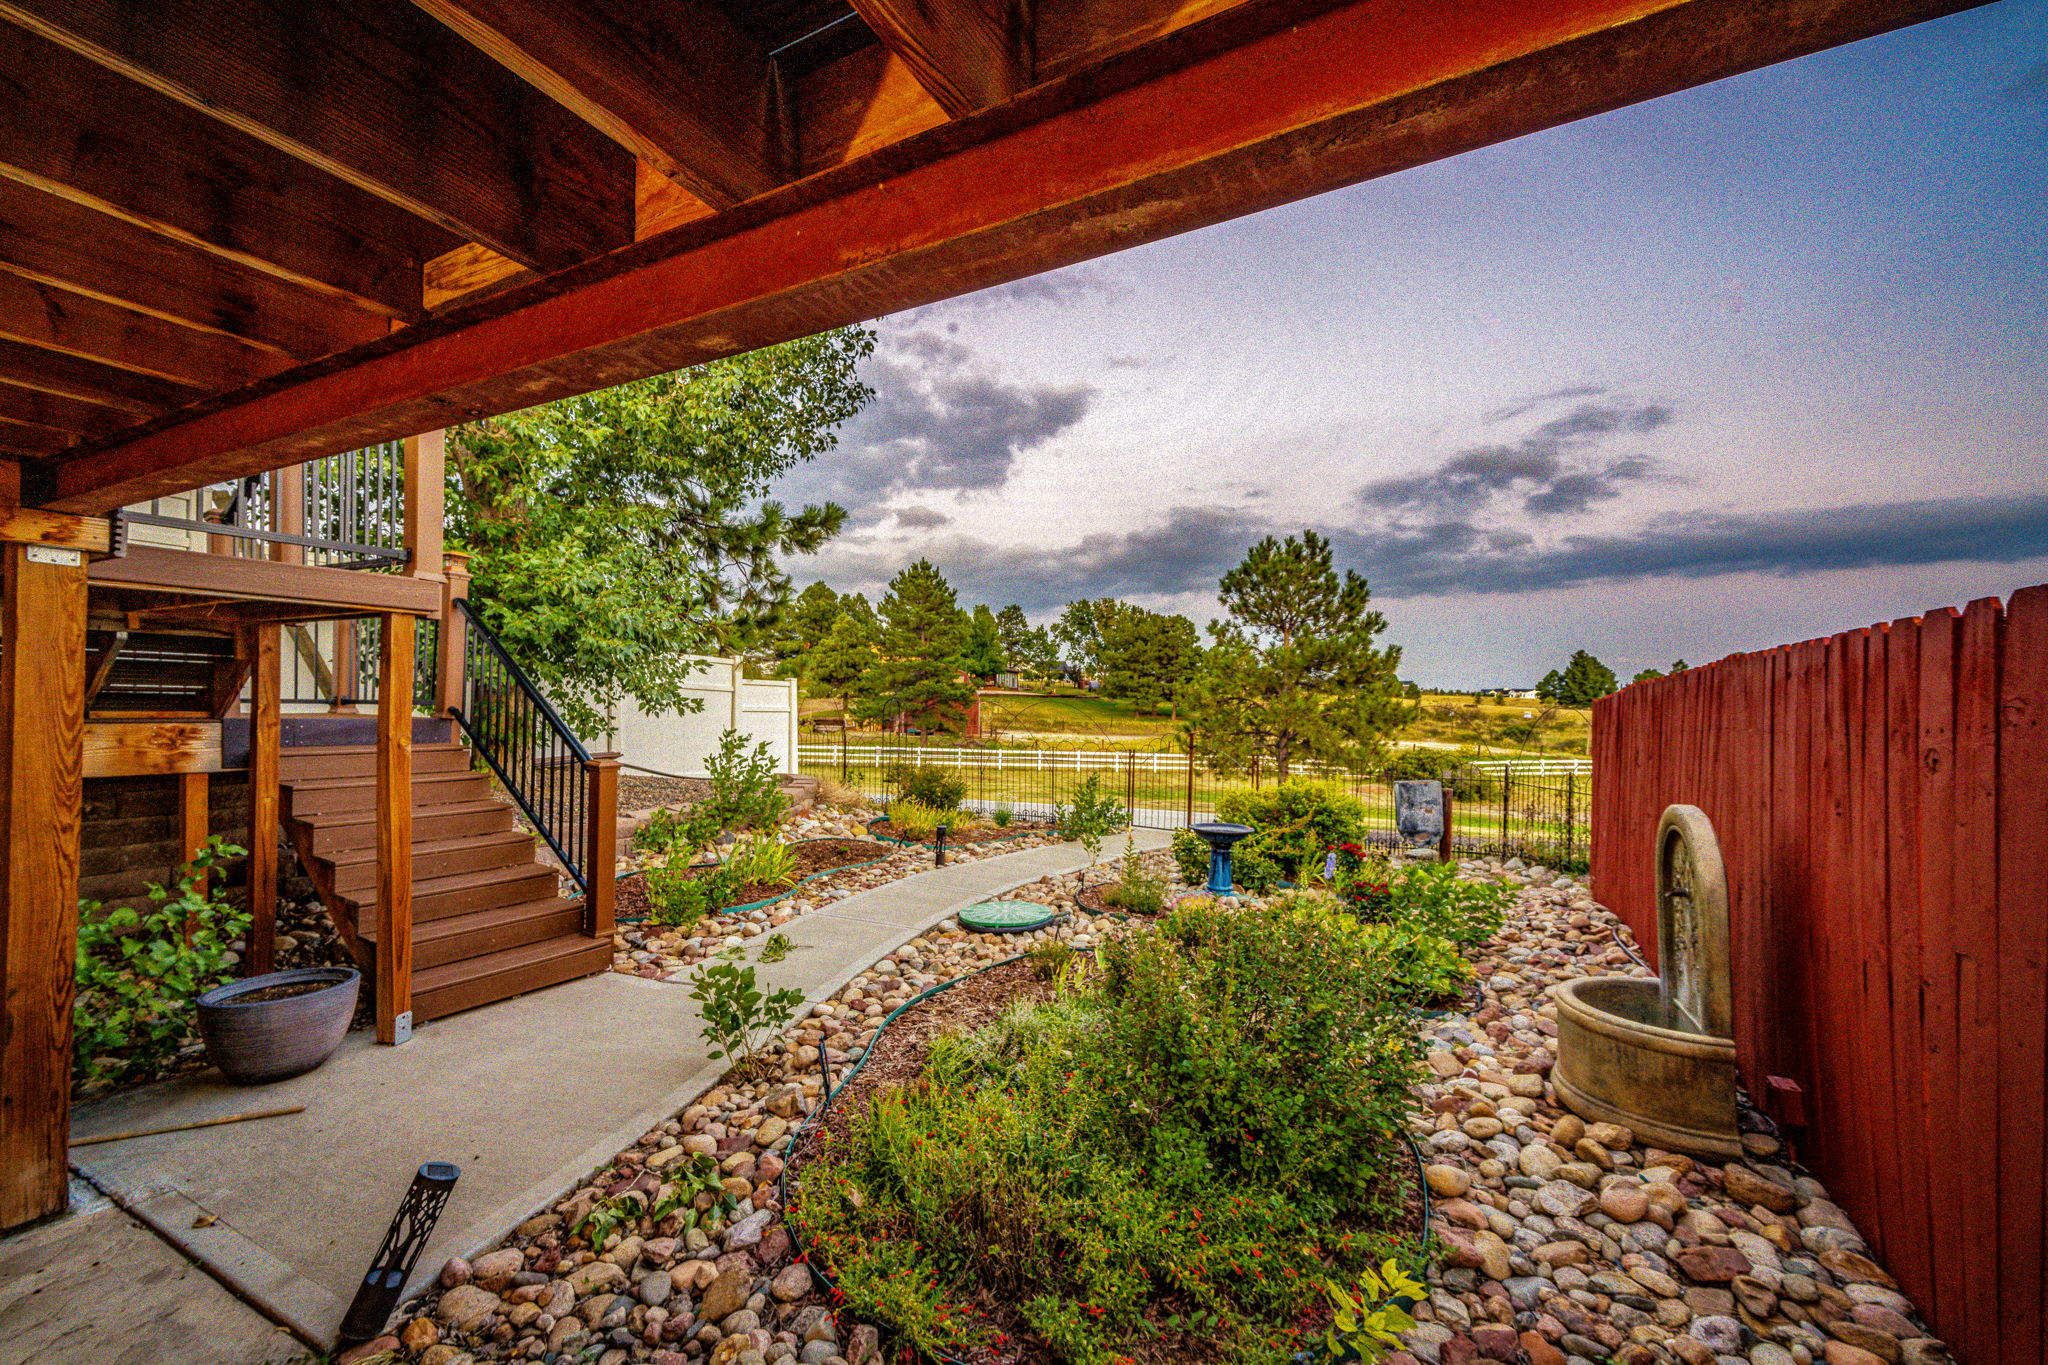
[619,838,895,920]
[618,775,714,811]
[870,820,1049,846]
[795,959,1050,1157]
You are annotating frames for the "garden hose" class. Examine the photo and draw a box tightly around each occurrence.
[771,937,1437,1365]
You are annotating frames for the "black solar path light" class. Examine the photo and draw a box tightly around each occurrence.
[337,1161,461,1346]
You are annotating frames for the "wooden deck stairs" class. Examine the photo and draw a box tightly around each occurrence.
[279,742,611,1022]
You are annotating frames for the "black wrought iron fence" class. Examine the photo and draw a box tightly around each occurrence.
[278,616,438,712]
[799,738,1591,870]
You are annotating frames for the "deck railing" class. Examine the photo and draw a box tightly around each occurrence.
[120,443,409,570]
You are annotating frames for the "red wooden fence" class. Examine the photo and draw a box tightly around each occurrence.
[1592,585,2047,1365]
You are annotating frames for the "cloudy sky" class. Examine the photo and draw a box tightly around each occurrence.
[776,3,2048,688]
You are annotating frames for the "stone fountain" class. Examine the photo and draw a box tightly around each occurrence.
[1551,804,1742,1157]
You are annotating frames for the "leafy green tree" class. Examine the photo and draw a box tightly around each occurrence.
[962,604,1007,680]
[1183,531,1404,779]
[809,613,875,718]
[1631,667,1664,683]
[1098,608,1200,715]
[995,605,1034,663]
[1053,598,1127,681]
[1544,650,1620,706]
[449,328,874,735]
[1670,658,1689,672]
[852,560,974,732]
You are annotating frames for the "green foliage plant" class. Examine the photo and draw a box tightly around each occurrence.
[633,805,721,863]
[1027,938,1076,982]
[645,863,740,929]
[1170,826,1209,886]
[886,799,949,841]
[1052,771,1129,861]
[727,835,798,890]
[991,804,1015,828]
[794,893,1424,1365]
[704,729,790,831]
[1385,860,1512,947]
[1322,1260,1427,1362]
[1215,778,1366,881]
[759,932,793,964]
[73,837,251,1088]
[886,762,966,811]
[686,951,806,1078]
[1103,837,1165,915]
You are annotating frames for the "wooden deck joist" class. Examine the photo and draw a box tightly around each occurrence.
[0,0,1985,514]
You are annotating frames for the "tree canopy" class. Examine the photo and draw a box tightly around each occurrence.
[851,560,975,732]
[962,604,1007,680]
[1098,607,1201,715]
[1538,650,1621,706]
[1184,531,1405,777]
[449,327,874,735]
[1053,598,1126,681]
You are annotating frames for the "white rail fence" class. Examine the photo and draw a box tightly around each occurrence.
[796,743,1591,777]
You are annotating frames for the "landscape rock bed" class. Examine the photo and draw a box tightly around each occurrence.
[610,805,1063,982]
[1398,859,1948,1365]
[372,867,1137,1365]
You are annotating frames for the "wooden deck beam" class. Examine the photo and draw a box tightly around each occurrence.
[89,546,441,616]
[31,0,1986,513]
[850,0,1031,116]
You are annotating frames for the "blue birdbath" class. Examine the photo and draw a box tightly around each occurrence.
[1190,822,1254,894]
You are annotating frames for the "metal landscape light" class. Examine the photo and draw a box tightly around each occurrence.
[1190,822,1254,894]
[934,823,949,866]
[337,1161,462,1346]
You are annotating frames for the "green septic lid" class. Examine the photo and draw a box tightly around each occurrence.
[958,900,1056,933]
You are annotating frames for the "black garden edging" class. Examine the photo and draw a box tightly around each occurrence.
[772,940,1435,1365]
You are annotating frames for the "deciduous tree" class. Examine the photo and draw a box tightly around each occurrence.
[449,328,874,735]
[1098,608,1200,715]
[962,604,1007,680]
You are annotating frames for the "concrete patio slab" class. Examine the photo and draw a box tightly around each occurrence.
[0,1180,313,1365]
[64,831,1164,1353]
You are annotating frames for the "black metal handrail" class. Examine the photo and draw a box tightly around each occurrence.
[446,598,593,893]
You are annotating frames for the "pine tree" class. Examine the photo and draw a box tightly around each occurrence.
[1185,531,1405,778]
[776,581,842,671]
[1536,669,1564,703]
[1099,608,1200,715]
[1550,650,1620,706]
[994,605,1034,666]
[808,614,875,720]
[962,604,1007,680]
[852,560,974,732]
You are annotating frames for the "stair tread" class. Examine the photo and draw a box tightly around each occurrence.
[336,860,561,910]
[279,742,468,756]
[360,895,582,943]
[292,797,512,829]
[413,933,608,991]
[327,828,535,869]
[287,769,483,794]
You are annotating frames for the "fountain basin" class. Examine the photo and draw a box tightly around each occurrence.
[1551,976,1741,1158]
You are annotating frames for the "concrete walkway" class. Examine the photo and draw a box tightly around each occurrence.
[65,831,1166,1355]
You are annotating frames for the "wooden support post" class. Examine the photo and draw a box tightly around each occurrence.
[270,464,304,565]
[376,613,415,1045]
[436,551,470,717]
[584,753,618,940]
[0,536,88,1229]
[245,624,279,976]
[330,618,359,712]
[179,771,209,943]
[403,431,445,582]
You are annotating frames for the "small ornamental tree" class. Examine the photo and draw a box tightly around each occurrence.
[853,559,974,732]
[1184,530,1406,778]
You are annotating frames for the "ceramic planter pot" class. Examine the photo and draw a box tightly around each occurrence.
[195,967,360,1085]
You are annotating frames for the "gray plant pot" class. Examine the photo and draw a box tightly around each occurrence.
[195,967,360,1085]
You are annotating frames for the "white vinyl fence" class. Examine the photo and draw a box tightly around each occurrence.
[609,659,798,777]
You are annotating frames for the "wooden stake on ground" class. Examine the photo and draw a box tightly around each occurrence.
[71,1105,305,1148]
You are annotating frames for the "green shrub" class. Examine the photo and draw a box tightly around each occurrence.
[1365,921,1475,1004]
[1103,838,1165,915]
[1376,749,1445,783]
[73,837,251,1089]
[1215,779,1366,881]
[685,950,805,1079]
[1230,831,1285,893]
[704,729,790,831]
[991,805,1015,828]
[1385,860,1512,947]
[1052,772,1128,860]
[886,763,967,812]
[1027,938,1075,982]
[1322,1261,1427,1363]
[796,895,1423,1364]
[887,799,949,840]
[645,863,740,928]
[633,805,718,861]
[1171,827,1209,886]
